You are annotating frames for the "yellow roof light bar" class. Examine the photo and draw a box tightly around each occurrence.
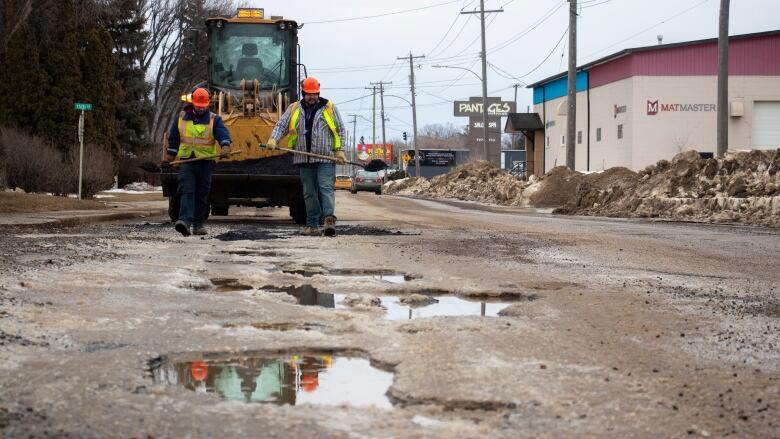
[237,8,264,18]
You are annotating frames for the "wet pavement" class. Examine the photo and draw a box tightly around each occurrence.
[0,194,779,438]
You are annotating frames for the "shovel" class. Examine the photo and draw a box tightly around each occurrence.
[259,144,388,172]
[139,151,241,173]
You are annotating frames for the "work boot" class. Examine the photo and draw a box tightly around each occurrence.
[323,216,336,237]
[301,226,321,237]
[192,225,207,236]
[174,220,191,237]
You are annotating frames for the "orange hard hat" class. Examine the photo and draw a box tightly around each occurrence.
[301,77,320,94]
[192,88,210,108]
[190,360,209,381]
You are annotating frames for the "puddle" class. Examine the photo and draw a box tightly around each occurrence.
[210,278,253,292]
[379,296,509,320]
[152,353,392,408]
[262,285,344,308]
[261,285,509,319]
[221,322,324,331]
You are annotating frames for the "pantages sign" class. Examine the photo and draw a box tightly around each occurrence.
[647,100,717,115]
[454,97,516,117]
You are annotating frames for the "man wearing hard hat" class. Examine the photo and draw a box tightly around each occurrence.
[166,87,232,236]
[266,77,347,237]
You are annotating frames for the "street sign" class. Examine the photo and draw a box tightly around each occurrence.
[402,153,411,162]
[453,97,516,117]
[74,102,92,111]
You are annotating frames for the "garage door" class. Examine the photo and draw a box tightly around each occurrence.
[753,101,780,150]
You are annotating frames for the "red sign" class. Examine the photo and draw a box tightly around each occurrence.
[357,144,393,163]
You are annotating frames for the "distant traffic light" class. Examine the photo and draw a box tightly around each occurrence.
[402,131,407,141]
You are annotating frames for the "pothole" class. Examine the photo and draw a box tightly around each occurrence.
[262,285,340,307]
[221,322,324,331]
[380,296,510,320]
[210,278,253,292]
[260,285,512,319]
[151,352,392,407]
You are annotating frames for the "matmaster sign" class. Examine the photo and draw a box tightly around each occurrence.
[453,97,516,166]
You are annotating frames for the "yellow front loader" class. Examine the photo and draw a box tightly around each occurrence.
[161,8,306,223]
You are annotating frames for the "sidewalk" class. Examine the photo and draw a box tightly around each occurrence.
[0,200,168,227]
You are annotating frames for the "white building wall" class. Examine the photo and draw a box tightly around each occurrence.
[535,91,588,173]
[589,78,633,171]
[533,75,780,173]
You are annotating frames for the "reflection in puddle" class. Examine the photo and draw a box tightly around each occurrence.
[263,285,343,308]
[211,278,253,292]
[355,275,407,284]
[152,354,392,408]
[379,296,510,320]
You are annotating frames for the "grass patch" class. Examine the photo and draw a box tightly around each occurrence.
[0,192,105,213]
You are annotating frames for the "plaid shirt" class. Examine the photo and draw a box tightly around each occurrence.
[270,98,347,165]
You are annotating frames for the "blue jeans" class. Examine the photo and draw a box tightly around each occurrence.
[177,161,213,228]
[298,163,335,227]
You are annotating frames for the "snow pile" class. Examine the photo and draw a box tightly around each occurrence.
[557,150,780,227]
[121,182,160,192]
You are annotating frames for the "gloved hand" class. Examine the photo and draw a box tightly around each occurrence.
[219,145,231,158]
[266,138,278,150]
[334,150,347,164]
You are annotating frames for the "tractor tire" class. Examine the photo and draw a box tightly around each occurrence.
[211,205,229,216]
[289,197,306,225]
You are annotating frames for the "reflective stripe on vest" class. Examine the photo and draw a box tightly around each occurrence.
[176,111,217,159]
[287,101,341,150]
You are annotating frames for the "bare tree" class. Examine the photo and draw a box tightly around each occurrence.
[143,0,235,143]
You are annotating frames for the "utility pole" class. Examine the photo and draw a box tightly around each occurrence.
[398,52,425,177]
[365,85,378,158]
[512,83,520,148]
[566,0,577,170]
[717,0,730,157]
[348,114,358,174]
[462,1,503,164]
[371,81,392,163]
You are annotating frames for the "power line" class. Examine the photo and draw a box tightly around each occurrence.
[519,26,569,80]
[304,0,463,24]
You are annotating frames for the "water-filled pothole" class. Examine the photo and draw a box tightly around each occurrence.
[210,278,253,292]
[261,285,511,319]
[151,353,392,407]
[380,296,509,320]
[221,322,324,331]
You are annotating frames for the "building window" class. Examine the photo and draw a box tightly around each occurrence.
[561,135,566,146]
[596,128,602,142]
[546,136,550,148]
[617,124,624,140]
[577,131,582,144]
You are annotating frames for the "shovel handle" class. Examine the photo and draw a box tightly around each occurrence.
[170,150,240,165]
[258,143,361,166]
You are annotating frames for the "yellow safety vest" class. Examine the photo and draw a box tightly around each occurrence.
[176,111,217,159]
[287,101,341,150]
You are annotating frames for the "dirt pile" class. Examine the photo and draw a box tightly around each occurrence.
[384,161,528,205]
[558,150,780,227]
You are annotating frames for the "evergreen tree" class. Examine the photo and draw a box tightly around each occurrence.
[103,0,152,155]
[36,0,82,153]
[81,26,120,162]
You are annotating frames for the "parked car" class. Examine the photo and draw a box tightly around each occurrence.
[334,175,352,191]
[351,170,383,195]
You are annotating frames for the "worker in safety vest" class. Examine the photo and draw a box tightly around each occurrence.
[266,77,347,237]
[166,87,232,236]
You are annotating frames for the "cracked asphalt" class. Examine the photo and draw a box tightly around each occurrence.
[0,192,778,438]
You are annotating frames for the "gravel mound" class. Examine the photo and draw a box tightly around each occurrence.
[558,150,780,227]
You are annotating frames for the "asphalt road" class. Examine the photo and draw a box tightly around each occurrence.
[0,192,778,438]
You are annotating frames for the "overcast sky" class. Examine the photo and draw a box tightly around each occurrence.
[245,0,779,144]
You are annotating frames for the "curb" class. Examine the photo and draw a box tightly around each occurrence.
[5,208,168,228]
